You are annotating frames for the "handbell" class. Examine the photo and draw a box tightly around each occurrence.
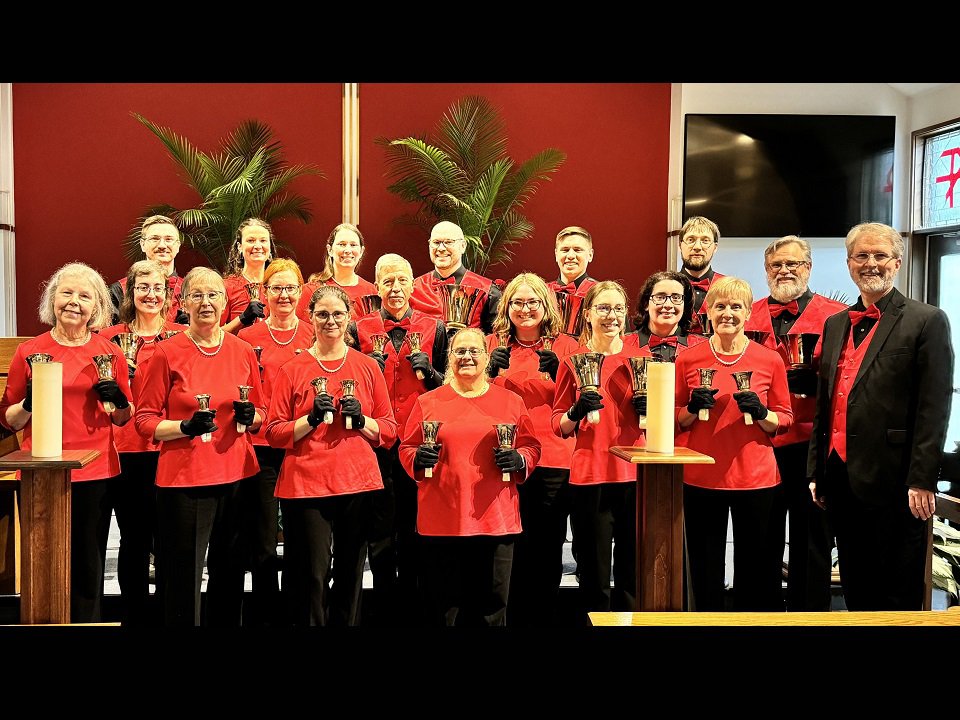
[26,353,54,367]
[407,331,424,379]
[696,368,717,421]
[236,385,253,433]
[114,332,140,368]
[567,352,604,424]
[436,284,485,330]
[310,377,333,424]
[92,354,117,413]
[494,423,518,482]
[195,393,213,442]
[421,420,443,478]
[731,371,754,425]
[370,333,389,355]
[554,291,586,339]
[628,356,653,429]
[340,379,357,429]
[779,332,819,369]
[354,294,382,318]
[695,312,714,337]
[244,282,262,303]
[744,330,771,346]
[540,335,555,381]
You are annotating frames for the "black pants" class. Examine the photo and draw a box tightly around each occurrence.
[71,478,114,623]
[569,482,636,620]
[774,442,833,611]
[824,452,928,610]
[683,483,784,612]
[420,535,515,627]
[238,445,283,626]
[156,480,245,627]
[508,466,571,627]
[280,492,369,627]
[108,452,159,626]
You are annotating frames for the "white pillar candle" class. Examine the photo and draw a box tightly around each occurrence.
[645,361,675,454]
[31,361,63,458]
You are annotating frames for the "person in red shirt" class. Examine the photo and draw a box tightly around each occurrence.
[744,236,846,611]
[264,285,398,626]
[101,259,187,625]
[135,267,266,626]
[399,327,541,626]
[484,272,577,626]
[1,262,133,623]
[222,218,275,335]
[349,252,447,626]
[675,276,794,611]
[677,216,725,335]
[551,280,645,621]
[297,223,377,322]
[237,258,315,626]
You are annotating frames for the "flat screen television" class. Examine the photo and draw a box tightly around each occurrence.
[683,114,896,238]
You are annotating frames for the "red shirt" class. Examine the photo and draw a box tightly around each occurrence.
[548,276,597,297]
[238,319,316,447]
[134,331,265,487]
[486,332,578,469]
[296,277,378,322]
[398,384,541,536]
[551,343,645,485]
[222,274,271,326]
[674,340,794,490]
[264,348,398,498]
[0,331,131,481]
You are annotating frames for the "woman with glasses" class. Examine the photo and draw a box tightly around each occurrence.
[135,267,266,626]
[399,327,541,626]
[222,218,275,335]
[100,259,187,625]
[298,223,377,321]
[674,276,793,611]
[484,272,578,626]
[237,258,315,625]
[551,280,644,621]
[264,285,397,626]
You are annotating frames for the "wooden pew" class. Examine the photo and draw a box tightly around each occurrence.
[590,609,960,626]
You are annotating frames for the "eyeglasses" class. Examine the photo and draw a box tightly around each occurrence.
[144,235,179,246]
[134,284,166,295]
[680,237,717,247]
[766,261,809,272]
[592,304,627,317]
[429,239,460,249]
[264,285,301,296]
[312,310,348,323]
[185,291,224,304]
[509,299,543,311]
[848,252,896,266]
[650,293,684,306]
[452,347,485,358]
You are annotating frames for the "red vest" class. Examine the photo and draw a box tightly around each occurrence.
[409,269,493,329]
[828,323,879,462]
[547,277,597,298]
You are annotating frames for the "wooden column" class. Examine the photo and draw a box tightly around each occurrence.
[610,446,714,612]
[0,449,99,624]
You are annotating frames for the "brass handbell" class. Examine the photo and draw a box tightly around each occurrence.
[114,333,140,369]
[195,393,213,442]
[92,354,117,413]
[493,423,518,482]
[696,368,717,421]
[628,356,653,429]
[407,332,424,379]
[236,385,253,433]
[421,420,443,478]
[744,330,770,345]
[370,333,389,355]
[355,294,382,317]
[437,284,485,330]
[340,379,357,429]
[695,313,714,336]
[732,371,754,425]
[779,333,819,369]
[245,282,262,303]
[540,335,555,381]
[567,352,604,424]
[310,377,333,424]
[25,353,54,367]
[554,292,586,339]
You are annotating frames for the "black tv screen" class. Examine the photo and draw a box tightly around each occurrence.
[683,114,896,238]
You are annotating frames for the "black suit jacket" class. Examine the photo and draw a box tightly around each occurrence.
[807,288,954,505]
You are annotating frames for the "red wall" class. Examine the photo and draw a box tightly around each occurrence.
[12,83,342,335]
[12,83,671,335]
[360,82,671,296]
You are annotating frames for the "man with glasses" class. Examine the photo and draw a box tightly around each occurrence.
[808,222,954,610]
[677,216,724,335]
[744,236,846,611]
[410,221,501,335]
[110,215,186,325]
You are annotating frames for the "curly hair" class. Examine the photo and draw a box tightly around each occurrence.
[38,261,114,331]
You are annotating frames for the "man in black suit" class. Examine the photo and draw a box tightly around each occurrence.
[807,222,953,610]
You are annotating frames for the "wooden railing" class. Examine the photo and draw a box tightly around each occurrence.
[0,337,33,594]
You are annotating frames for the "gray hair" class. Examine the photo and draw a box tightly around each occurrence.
[375,253,413,281]
[764,235,812,264]
[181,266,226,300]
[845,222,904,259]
[38,261,114,330]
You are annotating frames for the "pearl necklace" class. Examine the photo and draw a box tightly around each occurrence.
[310,345,349,373]
[709,337,748,366]
[51,326,91,346]
[265,317,300,347]
[186,328,225,357]
[515,336,542,349]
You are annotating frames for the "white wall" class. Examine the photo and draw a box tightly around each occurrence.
[911,84,960,131]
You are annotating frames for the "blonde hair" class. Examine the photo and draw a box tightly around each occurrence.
[492,272,562,338]
[578,280,628,345]
[38,262,114,331]
[313,223,365,283]
[704,276,753,310]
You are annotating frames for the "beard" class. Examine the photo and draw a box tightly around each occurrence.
[767,277,808,303]
[855,272,893,296]
[682,256,709,273]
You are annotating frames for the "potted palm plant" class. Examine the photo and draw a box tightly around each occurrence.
[125,113,325,270]
[376,95,566,277]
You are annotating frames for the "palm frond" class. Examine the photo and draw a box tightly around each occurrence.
[437,96,507,182]
[222,119,278,165]
[262,193,314,225]
[382,138,468,199]
[495,148,566,215]
[466,159,512,233]
[132,113,211,197]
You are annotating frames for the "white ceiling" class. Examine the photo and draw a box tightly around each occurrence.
[887,83,953,97]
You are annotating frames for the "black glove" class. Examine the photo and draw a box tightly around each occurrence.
[370,351,387,373]
[174,308,189,325]
[567,390,604,422]
[307,393,336,427]
[94,378,130,410]
[239,300,266,327]
[733,391,769,421]
[535,349,560,382]
[687,387,719,414]
[632,394,647,417]
[494,447,525,473]
[407,352,433,380]
[233,400,256,427]
[22,379,32,412]
[339,395,365,429]
[487,346,511,377]
[180,409,218,438]
[127,361,137,382]
[786,367,818,396]
[414,443,441,471]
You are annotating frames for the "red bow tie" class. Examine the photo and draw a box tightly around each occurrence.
[769,299,799,318]
[648,335,679,349]
[689,278,711,292]
[552,281,578,294]
[432,275,457,287]
[384,317,411,331]
[848,305,881,326]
